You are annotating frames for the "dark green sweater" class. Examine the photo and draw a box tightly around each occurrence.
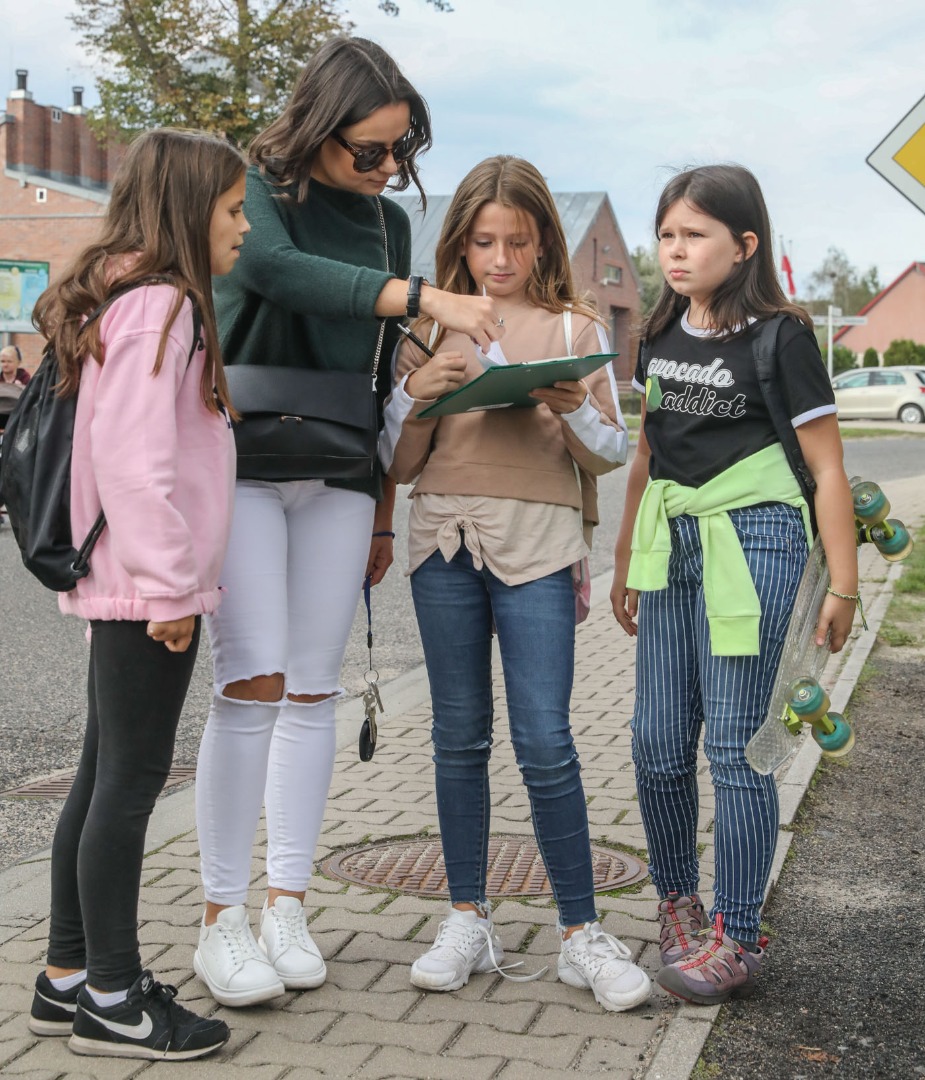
[214,166,412,498]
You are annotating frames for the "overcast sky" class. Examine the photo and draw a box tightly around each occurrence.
[5,0,925,297]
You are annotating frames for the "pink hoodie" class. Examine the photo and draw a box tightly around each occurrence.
[59,284,236,623]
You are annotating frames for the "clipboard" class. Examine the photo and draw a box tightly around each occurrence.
[415,353,618,418]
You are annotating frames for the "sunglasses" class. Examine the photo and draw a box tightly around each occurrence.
[330,130,421,173]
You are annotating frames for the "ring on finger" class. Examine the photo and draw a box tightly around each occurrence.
[495,317,504,327]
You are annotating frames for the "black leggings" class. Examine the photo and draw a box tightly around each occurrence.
[47,618,200,990]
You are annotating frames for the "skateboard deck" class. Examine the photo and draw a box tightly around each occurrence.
[746,477,913,776]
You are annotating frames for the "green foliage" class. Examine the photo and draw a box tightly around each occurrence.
[72,0,351,146]
[820,343,856,375]
[883,339,925,366]
[379,0,453,11]
[862,347,879,368]
[629,242,663,319]
[801,247,881,316]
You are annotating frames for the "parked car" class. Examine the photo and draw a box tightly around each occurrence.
[832,366,925,424]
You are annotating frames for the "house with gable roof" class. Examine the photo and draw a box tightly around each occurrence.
[387,191,641,381]
[834,261,925,361]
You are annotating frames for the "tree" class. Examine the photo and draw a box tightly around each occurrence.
[72,0,348,146]
[630,242,663,319]
[862,347,879,368]
[802,247,881,316]
[883,339,925,366]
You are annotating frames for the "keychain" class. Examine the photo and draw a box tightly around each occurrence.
[359,573,384,761]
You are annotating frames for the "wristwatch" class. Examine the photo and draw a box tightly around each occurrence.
[406,275,424,319]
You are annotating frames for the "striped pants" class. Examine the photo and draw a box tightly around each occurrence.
[631,504,808,943]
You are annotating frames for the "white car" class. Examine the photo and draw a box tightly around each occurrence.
[832,366,925,424]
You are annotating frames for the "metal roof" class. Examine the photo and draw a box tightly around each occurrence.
[386,191,610,281]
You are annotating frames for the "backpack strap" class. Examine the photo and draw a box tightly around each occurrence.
[753,314,818,535]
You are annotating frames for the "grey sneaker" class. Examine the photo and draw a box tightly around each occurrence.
[657,893,706,965]
[656,914,766,1005]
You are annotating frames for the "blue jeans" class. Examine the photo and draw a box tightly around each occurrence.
[632,504,807,943]
[411,545,597,926]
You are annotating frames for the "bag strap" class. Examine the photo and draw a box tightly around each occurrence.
[752,314,818,534]
[372,198,389,382]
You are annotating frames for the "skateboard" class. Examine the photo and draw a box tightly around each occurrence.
[745,477,913,776]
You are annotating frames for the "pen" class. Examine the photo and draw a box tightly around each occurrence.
[396,322,434,358]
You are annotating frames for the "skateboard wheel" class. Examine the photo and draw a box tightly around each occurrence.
[851,480,889,524]
[872,520,914,562]
[786,677,829,721]
[812,713,855,757]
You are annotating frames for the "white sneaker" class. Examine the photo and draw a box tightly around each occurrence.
[258,897,326,990]
[410,907,505,992]
[557,921,652,1012]
[193,905,285,1007]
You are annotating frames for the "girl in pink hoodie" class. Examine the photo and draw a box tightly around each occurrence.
[25,129,248,1062]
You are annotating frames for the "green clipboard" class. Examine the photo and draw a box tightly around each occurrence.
[416,353,618,418]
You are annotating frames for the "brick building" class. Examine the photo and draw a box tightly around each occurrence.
[388,192,641,381]
[0,71,121,367]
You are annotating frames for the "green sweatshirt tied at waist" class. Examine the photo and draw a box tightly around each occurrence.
[627,444,813,657]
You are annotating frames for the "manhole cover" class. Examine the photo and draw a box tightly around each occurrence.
[323,835,647,897]
[1,765,198,800]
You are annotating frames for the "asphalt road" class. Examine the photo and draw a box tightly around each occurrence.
[0,434,922,873]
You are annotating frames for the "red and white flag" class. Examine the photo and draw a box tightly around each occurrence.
[781,249,796,297]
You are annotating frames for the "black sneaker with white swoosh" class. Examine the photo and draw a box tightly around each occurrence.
[69,970,230,1060]
[29,971,83,1036]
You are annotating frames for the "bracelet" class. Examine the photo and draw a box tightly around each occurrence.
[372,530,395,539]
[826,586,868,630]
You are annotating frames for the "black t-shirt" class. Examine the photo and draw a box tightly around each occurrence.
[633,313,836,487]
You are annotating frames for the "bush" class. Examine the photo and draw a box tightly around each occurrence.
[883,339,925,366]
[862,347,879,367]
[820,344,857,375]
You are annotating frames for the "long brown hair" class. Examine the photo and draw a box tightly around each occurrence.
[419,155,600,345]
[250,37,432,204]
[644,164,813,341]
[32,128,246,411]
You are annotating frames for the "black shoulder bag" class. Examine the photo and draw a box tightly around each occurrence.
[225,198,389,482]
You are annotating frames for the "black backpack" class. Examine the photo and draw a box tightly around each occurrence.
[0,283,202,591]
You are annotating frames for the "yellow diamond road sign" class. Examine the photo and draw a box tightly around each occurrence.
[868,93,925,215]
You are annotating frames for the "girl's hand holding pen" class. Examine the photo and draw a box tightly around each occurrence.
[422,288,502,353]
[406,351,468,400]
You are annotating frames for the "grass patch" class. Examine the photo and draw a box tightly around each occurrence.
[894,533,925,595]
[878,622,919,647]
[838,426,919,439]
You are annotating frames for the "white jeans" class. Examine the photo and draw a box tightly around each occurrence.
[197,479,375,904]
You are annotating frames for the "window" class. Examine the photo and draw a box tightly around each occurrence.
[35,188,48,204]
[51,108,62,123]
[833,371,869,389]
[602,264,622,285]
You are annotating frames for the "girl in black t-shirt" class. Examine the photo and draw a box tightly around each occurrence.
[610,164,857,1005]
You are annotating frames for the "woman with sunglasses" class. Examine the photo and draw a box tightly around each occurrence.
[192,36,502,1009]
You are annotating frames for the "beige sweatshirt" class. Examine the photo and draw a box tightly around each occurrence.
[381,308,626,527]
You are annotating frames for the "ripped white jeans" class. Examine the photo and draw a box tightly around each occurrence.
[197,479,375,904]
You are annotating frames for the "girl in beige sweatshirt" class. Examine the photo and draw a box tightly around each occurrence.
[381,155,650,1013]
